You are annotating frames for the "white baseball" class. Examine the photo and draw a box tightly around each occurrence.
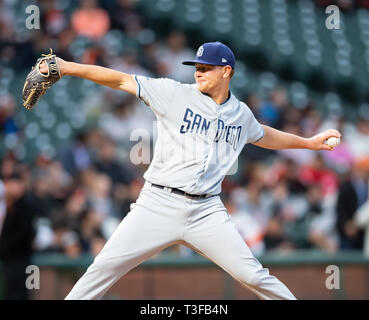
[325,137,341,147]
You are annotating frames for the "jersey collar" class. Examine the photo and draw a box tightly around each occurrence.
[199,89,234,108]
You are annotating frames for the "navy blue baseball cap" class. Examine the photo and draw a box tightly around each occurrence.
[182,41,235,69]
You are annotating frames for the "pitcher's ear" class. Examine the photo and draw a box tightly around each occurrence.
[224,66,233,78]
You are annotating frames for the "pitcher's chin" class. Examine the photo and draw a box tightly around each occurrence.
[197,83,208,94]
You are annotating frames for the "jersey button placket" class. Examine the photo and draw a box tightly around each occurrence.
[202,112,219,173]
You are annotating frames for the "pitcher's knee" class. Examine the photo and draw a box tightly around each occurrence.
[235,268,265,288]
[244,273,263,287]
[88,256,122,275]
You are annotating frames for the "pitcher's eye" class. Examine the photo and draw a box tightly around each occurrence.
[196,67,208,73]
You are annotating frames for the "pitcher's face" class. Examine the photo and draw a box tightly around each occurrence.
[194,63,226,94]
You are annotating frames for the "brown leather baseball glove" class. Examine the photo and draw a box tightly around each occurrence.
[22,49,61,110]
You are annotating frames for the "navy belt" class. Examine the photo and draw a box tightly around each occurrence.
[151,183,213,200]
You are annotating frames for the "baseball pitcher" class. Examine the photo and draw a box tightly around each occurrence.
[27,41,341,300]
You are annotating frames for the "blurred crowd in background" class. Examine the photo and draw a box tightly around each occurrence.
[1,1,369,294]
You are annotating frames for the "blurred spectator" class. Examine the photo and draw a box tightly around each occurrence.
[264,158,307,195]
[55,28,76,61]
[116,177,145,219]
[282,106,303,127]
[43,0,68,36]
[345,117,369,160]
[98,95,156,165]
[258,88,288,129]
[80,44,108,66]
[354,183,369,256]
[336,157,369,249]
[78,208,106,256]
[263,214,294,252]
[0,180,5,238]
[46,211,82,258]
[0,1,25,69]
[32,32,54,58]
[84,128,107,159]
[321,118,355,174]
[0,173,38,299]
[284,159,307,195]
[299,153,339,196]
[262,182,296,252]
[262,180,336,252]
[277,121,315,165]
[93,134,135,187]
[0,94,18,135]
[308,187,339,253]
[46,161,73,200]
[84,171,121,238]
[71,0,110,40]
[87,172,115,219]
[237,161,266,189]
[300,105,322,138]
[1,153,17,180]
[29,168,58,218]
[265,181,337,252]
[224,194,265,256]
[0,0,15,40]
[155,30,195,83]
[231,179,272,234]
[140,41,161,75]
[110,0,145,38]
[109,48,151,76]
[302,184,337,252]
[99,95,143,143]
[59,131,92,176]
[63,187,89,231]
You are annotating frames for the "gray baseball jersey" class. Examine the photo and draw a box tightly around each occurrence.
[134,75,264,195]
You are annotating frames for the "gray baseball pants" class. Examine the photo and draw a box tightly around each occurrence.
[65,181,296,300]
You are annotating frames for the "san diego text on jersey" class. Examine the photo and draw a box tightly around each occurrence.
[179,107,242,151]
